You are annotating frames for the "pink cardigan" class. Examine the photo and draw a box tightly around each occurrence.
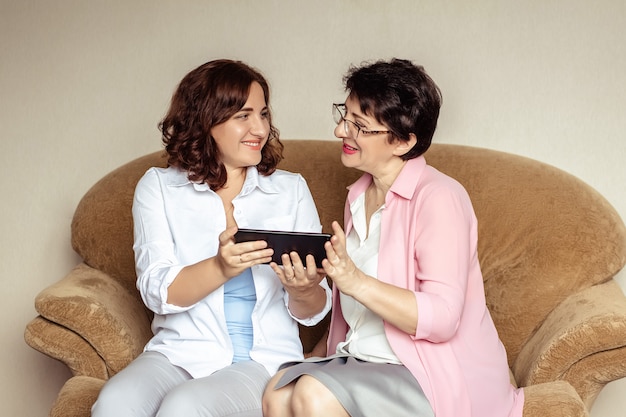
[327,156,524,417]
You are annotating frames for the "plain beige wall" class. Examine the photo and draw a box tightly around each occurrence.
[2,1,625,416]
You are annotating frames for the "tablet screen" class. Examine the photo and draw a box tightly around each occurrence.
[234,228,330,268]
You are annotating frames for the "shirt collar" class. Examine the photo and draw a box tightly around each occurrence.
[165,165,278,195]
[347,156,427,203]
[240,166,280,196]
[388,156,426,200]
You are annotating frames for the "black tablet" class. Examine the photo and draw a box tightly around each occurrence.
[234,228,330,268]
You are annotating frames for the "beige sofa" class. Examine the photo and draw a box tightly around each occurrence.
[25,139,626,417]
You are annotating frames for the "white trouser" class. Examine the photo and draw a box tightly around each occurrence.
[91,351,270,417]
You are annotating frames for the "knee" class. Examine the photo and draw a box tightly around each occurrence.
[291,376,343,416]
[291,386,321,415]
[157,387,202,417]
[91,379,142,417]
[262,382,287,417]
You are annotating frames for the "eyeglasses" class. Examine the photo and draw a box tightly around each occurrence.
[332,103,390,139]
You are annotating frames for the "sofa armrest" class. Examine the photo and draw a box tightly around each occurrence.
[522,381,588,417]
[513,279,626,406]
[30,263,153,377]
[49,375,105,417]
[25,315,108,378]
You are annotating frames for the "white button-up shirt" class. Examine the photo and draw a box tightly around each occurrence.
[132,165,332,378]
[336,194,401,364]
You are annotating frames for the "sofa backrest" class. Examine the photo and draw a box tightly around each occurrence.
[71,139,626,364]
[424,143,626,362]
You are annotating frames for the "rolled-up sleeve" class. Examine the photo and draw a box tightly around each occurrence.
[133,169,190,314]
[413,182,474,342]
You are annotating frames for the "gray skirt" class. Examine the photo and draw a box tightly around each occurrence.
[275,355,434,417]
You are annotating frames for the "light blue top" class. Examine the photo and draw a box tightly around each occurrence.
[224,268,256,363]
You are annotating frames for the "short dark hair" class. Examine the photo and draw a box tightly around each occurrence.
[344,58,442,159]
[160,59,283,189]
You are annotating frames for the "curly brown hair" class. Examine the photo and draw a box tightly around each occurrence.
[159,59,283,190]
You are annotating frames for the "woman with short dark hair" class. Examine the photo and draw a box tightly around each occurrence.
[263,58,524,417]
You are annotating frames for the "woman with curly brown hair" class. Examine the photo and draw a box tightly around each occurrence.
[91,59,331,417]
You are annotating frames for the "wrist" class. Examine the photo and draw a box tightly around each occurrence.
[207,256,229,282]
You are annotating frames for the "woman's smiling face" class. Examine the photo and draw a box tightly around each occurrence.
[210,81,270,172]
[334,95,397,175]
